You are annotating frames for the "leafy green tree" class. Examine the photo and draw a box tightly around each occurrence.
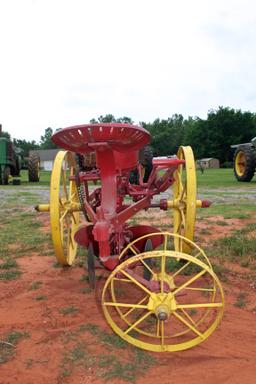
[13,138,40,157]
[142,115,184,156]
[39,127,58,149]
[0,130,11,139]
[183,107,256,164]
[90,115,133,124]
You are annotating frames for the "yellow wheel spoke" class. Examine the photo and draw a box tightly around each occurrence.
[140,258,155,277]
[103,302,148,309]
[122,296,148,319]
[129,245,139,255]
[124,310,152,335]
[156,319,160,337]
[171,252,202,279]
[70,212,77,224]
[113,277,132,283]
[180,209,186,228]
[173,311,204,339]
[184,287,214,292]
[69,232,74,250]
[177,303,223,309]
[60,209,69,223]
[61,169,68,200]
[180,308,196,326]
[161,261,167,295]
[174,269,207,296]
[161,321,165,348]
[121,270,152,295]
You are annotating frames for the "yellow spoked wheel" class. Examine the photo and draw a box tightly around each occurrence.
[172,146,196,253]
[50,150,81,265]
[102,232,224,352]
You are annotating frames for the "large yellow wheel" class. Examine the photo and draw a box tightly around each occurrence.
[50,150,81,265]
[172,146,196,253]
[102,232,224,352]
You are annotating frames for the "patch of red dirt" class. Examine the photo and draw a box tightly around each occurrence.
[1,214,256,384]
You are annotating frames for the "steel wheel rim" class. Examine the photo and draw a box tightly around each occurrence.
[172,146,196,253]
[114,232,216,339]
[50,150,80,265]
[235,151,246,176]
[102,233,224,352]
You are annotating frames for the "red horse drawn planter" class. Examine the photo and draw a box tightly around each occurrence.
[36,123,224,352]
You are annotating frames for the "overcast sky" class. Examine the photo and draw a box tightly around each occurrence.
[0,0,256,141]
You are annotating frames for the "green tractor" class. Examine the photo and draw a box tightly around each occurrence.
[0,125,40,185]
[231,137,256,182]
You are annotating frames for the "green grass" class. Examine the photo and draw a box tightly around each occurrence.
[0,331,30,364]
[196,168,256,189]
[234,291,247,308]
[213,235,256,261]
[0,258,18,270]
[20,169,51,186]
[59,323,156,383]
[29,281,42,290]
[80,287,93,294]
[0,270,21,281]
[34,295,47,301]
[0,190,53,280]
[59,306,79,316]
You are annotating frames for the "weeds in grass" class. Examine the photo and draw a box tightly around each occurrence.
[80,323,126,348]
[80,287,92,294]
[29,281,42,290]
[234,291,247,308]
[0,258,18,270]
[240,259,250,268]
[80,274,102,282]
[211,263,229,282]
[99,359,136,382]
[59,306,79,316]
[59,341,96,379]
[35,295,47,301]
[199,228,211,236]
[0,270,21,281]
[0,331,30,364]
[52,261,61,268]
[59,323,156,383]
[215,220,229,226]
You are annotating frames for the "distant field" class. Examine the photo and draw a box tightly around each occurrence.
[15,167,256,190]
[196,168,256,188]
[1,165,256,383]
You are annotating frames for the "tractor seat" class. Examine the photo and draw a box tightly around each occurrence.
[52,123,151,154]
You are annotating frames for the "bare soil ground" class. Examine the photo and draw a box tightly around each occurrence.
[0,193,256,384]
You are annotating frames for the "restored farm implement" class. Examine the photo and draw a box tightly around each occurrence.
[36,123,224,352]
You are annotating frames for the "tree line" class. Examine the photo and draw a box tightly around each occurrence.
[3,107,256,165]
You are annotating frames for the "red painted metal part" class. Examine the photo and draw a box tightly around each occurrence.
[51,123,150,153]
[52,123,186,271]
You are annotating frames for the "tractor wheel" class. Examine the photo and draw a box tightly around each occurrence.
[130,146,153,184]
[28,153,40,182]
[233,146,255,182]
[139,145,153,182]
[3,166,10,185]
[102,232,224,352]
[172,146,196,253]
[50,150,81,265]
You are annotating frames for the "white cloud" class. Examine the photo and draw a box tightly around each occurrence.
[0,0,256,140]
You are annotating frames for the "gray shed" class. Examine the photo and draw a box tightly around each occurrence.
[30,149,59,170]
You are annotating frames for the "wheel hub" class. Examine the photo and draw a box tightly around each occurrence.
[147,292,177,321]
